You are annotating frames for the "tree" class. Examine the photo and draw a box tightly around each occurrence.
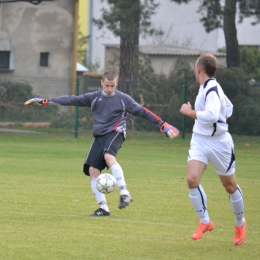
[240,47,260,80]
[93,0,162,129]
[93,0,162,95]
[170,0,260,68]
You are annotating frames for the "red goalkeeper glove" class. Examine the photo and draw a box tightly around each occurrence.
[160,122,179,139]
[24,98,49,106]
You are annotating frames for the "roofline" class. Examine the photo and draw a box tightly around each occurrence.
[104,44,226,57]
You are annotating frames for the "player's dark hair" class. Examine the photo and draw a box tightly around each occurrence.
[197,53,217,77]
[102,70,118,81]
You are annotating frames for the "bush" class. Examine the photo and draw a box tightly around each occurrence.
[229,96,260,135]
[133,59,260,136]
[240,47,260,81]
[215,68,260,135]
[0,80,58,123]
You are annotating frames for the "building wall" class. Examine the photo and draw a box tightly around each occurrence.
[0,0,74,79]
[78,0,88,60]
[0,0,75,99]
[79,0,88,37]
[150,55,226,75]
[104,45,119,72]
[90,0,260,71]
[105,46,226,76]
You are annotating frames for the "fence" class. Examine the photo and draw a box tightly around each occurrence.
[0,75,260,137]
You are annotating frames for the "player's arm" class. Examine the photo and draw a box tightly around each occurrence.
[139,108,179,138]
[125,98,179,139]
[159,122,179,139]
[140,107,180,138]
[197,92,220,123]
[141,108,179,138]
[24,98,50,106]
[180,102,197,119]
[25,93,95,107]
[225,95,233,118]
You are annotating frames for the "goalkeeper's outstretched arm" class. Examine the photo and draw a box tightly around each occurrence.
[24,98,52,106]
[25,94,92,107]
[127,102,180,139]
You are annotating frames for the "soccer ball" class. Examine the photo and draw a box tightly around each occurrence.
[96,173,116,194]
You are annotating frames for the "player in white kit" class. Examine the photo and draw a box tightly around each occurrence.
[180,53,246,246]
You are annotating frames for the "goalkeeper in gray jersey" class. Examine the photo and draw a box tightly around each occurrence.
[25,70,179,216]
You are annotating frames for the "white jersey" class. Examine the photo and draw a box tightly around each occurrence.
[193,78,233,137]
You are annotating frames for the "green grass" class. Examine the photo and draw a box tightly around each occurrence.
[0,132,260,259]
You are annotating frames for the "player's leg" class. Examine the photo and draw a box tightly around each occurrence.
[104,153,128,192]
[88,166,110,216]
[211,132,245,245]
[83,139,110,216]
[187,135,214,240]
[219,174,246,246]
[103,132,132,209]
[187,160,208,223]
[187,160,214,240]
[104,152,133,209]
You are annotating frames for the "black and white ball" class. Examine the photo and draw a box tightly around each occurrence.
[96,173,116,194]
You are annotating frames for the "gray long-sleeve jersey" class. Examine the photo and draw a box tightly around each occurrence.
[49,90,164,137]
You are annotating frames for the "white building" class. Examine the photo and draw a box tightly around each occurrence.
[0,0,76,97]
[104,44,227,75]
[88,0,260,72]
[0,0,75,79]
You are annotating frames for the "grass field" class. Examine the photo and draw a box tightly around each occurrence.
[1,131,260,260]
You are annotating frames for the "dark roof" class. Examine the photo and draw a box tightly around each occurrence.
[105,44,226,57]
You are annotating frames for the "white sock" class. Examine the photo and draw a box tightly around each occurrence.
[189,185,210,224]
[230,185,244,226]
[110,163,129,195]
[90,178,109,212]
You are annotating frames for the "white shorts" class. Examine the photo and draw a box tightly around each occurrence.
[188,132,235,175]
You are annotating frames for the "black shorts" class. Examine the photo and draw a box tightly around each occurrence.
[83,132,125,176]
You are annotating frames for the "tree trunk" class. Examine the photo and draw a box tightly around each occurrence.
[119,36,135,97]
[223,0,240,67]
[118,0,140,130]
[119,36,136,130]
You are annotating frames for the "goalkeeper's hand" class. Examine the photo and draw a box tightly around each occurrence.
[160,122,180,139]
[24,98,49,106]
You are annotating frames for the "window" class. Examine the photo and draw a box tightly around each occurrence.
[0,51,10,69]
[40,52,49,67]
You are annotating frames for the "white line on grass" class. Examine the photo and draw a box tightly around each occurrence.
[2,210,259,234]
